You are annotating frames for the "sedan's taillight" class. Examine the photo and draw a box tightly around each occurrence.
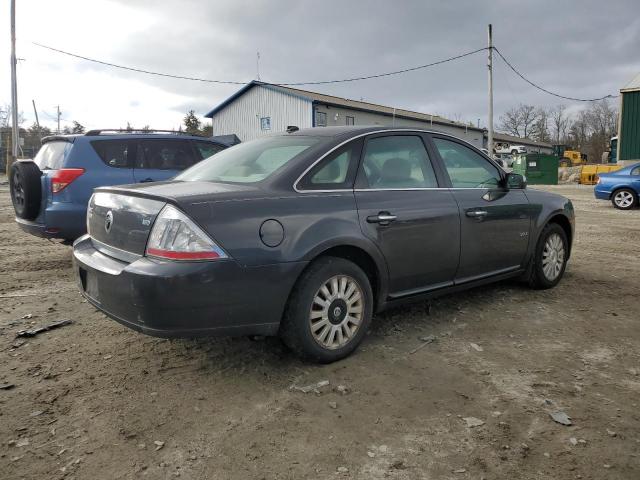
[51,168,85,193]
[145,205,228,261]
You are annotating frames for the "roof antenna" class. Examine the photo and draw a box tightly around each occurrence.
[256,51,261,81]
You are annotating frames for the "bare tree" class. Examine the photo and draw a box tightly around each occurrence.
[531,107,550,143]
[499,104,538,138]
[550,105,569,144]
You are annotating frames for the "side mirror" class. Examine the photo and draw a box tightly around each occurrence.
[506,172,527,189]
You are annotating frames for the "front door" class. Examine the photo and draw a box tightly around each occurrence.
[431,136,531,283]
[354,133,460,297]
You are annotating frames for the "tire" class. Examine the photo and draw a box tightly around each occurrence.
[280,256,373,363]
[559,159,570,168]
[527,223,569,290]
[611,188,637,210]
[511,149,518,155]
[9,161,42,220]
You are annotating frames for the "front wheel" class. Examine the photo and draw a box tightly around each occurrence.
[611,188,637,210]
[528,223,569,289]
[280,257,373,363]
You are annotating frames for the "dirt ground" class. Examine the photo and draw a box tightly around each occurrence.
[0,179,638,480]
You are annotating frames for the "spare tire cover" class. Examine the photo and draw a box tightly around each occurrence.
[10,161,42,220]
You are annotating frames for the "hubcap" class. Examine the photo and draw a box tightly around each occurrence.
[12,171,24,207]
[310,275,364,350]
[614,191,634,208]
[542,233,565,281]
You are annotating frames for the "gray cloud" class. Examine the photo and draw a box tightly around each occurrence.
[22,0,640,127]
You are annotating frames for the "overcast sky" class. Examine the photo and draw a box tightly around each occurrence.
[2,0,639,132]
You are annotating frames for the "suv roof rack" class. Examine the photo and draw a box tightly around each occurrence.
[85,129,204,136]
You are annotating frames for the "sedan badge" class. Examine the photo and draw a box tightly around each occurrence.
[104,210,114,234]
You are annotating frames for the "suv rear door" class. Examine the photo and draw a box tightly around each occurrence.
[133,139,200,183]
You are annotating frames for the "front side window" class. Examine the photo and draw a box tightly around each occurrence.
[91,140,132,168]
[433,138,501,188]
[360,135,437,189]
[630,166,640,176]
[139,140,198,170]
[175,136,320,184]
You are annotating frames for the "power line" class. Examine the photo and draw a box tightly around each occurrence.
[493,47,618,102]
[31,41,619,101]
[278,48,488,85]
[32,42,246,85]
[32,41,487,87]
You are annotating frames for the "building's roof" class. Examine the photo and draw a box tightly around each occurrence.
[621,72,640,93]
[493,131,552,148]
[204,81,483,132]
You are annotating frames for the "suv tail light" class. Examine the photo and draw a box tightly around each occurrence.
[51,168,85,193]
[145,205,228,261]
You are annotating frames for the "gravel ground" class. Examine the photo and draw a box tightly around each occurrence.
[0,179,639,480]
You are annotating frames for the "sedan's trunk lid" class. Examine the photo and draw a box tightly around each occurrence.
[88,181,264,262]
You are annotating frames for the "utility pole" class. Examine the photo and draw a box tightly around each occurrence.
[9,0,19,174]
[56,105,61,133]
[32,100,40,130]
[487,24,494,156]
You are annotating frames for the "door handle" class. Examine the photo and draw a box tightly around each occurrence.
[139,178,154,183]
[466,209,488,218]
[366,212,397,225]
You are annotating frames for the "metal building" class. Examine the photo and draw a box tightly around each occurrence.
[204,81,551,152]
[618,72,640,166]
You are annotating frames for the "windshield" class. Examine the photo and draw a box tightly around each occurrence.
[175,136,320,183]
[33,141,72,170]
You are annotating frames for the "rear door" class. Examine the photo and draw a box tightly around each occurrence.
[430,135,531,283]
[354,133,460,297]
[133,139,200,183]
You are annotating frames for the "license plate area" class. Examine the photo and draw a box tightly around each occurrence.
[79,267,100,303]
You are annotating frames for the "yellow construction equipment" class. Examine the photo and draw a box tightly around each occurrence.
[559,150,585,167]
[579,164,623,185]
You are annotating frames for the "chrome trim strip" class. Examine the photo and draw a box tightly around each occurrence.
[293,128,497,193]
[91,237,142,264]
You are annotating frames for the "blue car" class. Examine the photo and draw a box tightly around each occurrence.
[594,163,640,210]
[9,129,228,242]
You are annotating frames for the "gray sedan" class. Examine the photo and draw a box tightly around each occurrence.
[73,126,574,363]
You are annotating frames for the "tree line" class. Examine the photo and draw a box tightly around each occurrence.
[499,99,618,162]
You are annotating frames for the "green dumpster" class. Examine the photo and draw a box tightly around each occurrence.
[512,153,558,185]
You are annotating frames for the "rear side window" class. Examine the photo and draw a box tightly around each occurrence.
[33,141,71,170]
[139,140,198,170]
[298,140,362,190]
[193,141,225,160]
[91,140,133,168]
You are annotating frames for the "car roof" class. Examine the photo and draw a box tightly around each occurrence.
[42,133,222,144]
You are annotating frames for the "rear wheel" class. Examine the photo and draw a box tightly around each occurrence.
[528,223,568,289]
[9,161,42,220]
[611,188,637,210]
[280,257,373,363]
[559,158,571,167]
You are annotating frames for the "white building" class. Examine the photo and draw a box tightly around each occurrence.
[204,81,551,153]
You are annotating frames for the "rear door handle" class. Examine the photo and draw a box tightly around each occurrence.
[139,178,154,183]
[465,209,488,218]
[366,212,397,225]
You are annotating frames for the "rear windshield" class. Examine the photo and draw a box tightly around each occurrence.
[33,141,72,170]
[175,136,320,183]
